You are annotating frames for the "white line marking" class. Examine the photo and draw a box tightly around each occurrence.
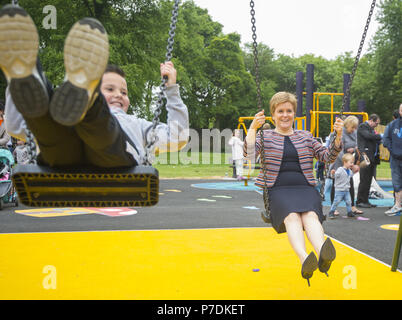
[327,235,401,273]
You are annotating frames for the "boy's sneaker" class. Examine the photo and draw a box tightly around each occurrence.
[49,18,109,126]
[347,211,356,218]
[328,211,336,219]
[385,205,402,216]
[0,5,49,118]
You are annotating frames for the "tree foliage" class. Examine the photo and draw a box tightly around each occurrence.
[368,0,402,121]
[0,0,400,134]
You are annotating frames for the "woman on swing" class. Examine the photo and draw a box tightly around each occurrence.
[244,92,344,286]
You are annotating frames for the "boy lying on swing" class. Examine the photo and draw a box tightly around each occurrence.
[0,4,189,168]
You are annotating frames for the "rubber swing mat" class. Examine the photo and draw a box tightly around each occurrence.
[0,227,400,299]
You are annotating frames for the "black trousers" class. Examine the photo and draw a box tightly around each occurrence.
[356,163,375,204]
[24,68,137,168]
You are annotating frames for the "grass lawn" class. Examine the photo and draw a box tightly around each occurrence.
[154,152,236,178]
[153,152,392,180]
[375,160,392,179]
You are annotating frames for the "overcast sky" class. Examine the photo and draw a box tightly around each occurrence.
[192,0,379,60]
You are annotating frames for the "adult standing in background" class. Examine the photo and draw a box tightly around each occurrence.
[328,115,362,215]
[383,104,402,216]
[356,114,382,208]
[228,129,244,180]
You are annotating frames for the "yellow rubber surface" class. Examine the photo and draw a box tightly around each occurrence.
[0,227,400,299]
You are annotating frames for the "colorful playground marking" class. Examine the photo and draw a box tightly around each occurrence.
[0,227,400,299]
[381,224,399,231]
[212,195,232,199]
[192,182,257,192]
[192,181,395,208]
[88,208,138,217]
[15,207,137,218]
[341,216,370,221]
[164,189,182,192]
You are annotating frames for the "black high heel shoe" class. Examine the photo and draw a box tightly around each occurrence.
[301,252,318,287]
[318,238,336,277]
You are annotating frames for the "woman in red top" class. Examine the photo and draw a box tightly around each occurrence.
[244,92,344,285]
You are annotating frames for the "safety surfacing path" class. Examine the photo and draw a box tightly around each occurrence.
[0,179,400,300]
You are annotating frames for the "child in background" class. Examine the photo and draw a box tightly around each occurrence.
[328,153,359,219]
[13,139,30,165]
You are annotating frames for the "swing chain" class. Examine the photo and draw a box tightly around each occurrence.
[249,0,262,110]
[250,0,270,217]
[340,0,376,117]
[144,0,180,165]
[23,123,37,165]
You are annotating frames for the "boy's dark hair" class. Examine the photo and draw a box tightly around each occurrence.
[105,64,125,78]
[369,114,380,122]
[0,99,4,112]
[392,109,400,120]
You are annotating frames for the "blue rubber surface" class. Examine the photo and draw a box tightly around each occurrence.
[192,180,395,208]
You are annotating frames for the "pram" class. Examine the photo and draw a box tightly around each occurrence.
[0,148,18,209]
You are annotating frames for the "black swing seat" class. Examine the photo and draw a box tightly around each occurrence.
[11,164,159,207]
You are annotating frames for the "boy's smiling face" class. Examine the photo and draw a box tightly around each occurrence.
[101,72,130,113]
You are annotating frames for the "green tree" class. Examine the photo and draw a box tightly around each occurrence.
[243,43,278,112]
[204,33,255,129]
[163,0,223,129]
[369,0,402,122]
[2,0,398,136]
[0,0,166,117]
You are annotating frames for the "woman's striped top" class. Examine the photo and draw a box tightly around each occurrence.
[244,130,342,188]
